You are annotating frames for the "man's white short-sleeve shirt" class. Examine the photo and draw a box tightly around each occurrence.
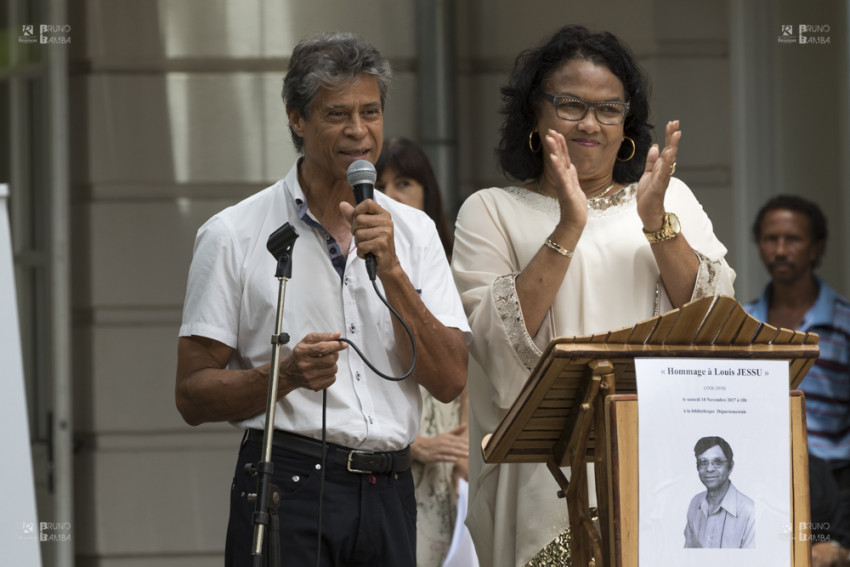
[179,162,469,451]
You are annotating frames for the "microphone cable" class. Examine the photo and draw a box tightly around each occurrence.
[316,157,421,564]
[315,390,327,567]
[264,218,419,566]
[314,272,418,566]
[336,278,417,382]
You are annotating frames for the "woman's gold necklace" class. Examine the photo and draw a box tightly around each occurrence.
[588,181,616,200]
[535,180,616,199]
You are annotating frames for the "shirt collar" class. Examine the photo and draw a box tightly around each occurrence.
[749,287,770,322]
[282,159,312,221]
[802,276,837,329]
[718,482,740,516]
[699,482,741,517]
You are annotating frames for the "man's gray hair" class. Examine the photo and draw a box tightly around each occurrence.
[282,32,392,153]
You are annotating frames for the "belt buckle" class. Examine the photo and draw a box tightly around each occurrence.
[346,449,374,474]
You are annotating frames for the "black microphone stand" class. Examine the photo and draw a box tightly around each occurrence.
[245,223,299,567]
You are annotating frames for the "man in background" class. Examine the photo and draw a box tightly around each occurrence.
[745,195,850,565]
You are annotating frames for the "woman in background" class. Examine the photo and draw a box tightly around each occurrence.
[376,137,472,567]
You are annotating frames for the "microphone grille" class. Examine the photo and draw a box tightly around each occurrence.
[347,160,377,186]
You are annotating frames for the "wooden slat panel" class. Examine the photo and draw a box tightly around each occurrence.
[528,408,574,419]
[693,295,737,344]
[483,297,820,469]
[790,359,817,389]
[540,390,572,401]
[509,439,558,450]
[752,322,779,345]
[773,328,796,344]
[733,312,762,344]
[526,417,573,430]
[591,332,610,344]
[519,431,562,441]
[497,453,553,463]
[625,318,657,344]
[606,327,633,343]
[714,303,747,344]
[646,309,680,344]
[551,371,598,466]
[664,296,714,344]
[483,356,569,463]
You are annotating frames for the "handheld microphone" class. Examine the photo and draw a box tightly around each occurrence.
[346,160,378,280]
[342,159,418,383]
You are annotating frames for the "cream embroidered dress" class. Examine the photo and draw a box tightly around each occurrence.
[451,179,735,567]
[413,389,463,566]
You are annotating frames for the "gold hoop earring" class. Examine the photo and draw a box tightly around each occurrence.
[617,136,636,162]
[528,131,541,153]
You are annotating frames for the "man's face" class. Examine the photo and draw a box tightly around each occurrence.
[288,74,384,183]
[696,444,732,490]
[757,209,823,285]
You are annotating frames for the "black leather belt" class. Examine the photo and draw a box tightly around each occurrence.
[246,429,411,474]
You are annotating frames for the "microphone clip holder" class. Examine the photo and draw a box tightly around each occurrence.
[267,222,299,279]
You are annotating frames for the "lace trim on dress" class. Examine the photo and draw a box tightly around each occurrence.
[501,186,560,218]
[654,278,663,317]
[653,250,724,316]
[493,273,542,370]
[691,250,724,300]
[500,184,637,216]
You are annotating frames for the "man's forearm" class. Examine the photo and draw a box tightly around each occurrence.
[176,365,274,426]
[379,265,468,402]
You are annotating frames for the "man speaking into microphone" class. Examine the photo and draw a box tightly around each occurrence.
[175,31,469,566]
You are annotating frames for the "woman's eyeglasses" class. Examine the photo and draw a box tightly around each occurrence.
[542,92,630,125]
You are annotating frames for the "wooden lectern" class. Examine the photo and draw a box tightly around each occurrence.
[481,295,820,566]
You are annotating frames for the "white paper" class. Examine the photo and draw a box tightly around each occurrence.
[441,479,480,567]
[636,358,791,567]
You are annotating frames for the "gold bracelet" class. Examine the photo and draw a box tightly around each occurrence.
[545,239,573,258]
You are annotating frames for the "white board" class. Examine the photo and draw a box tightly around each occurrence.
[0,184,42,565]
[637,357,791,566]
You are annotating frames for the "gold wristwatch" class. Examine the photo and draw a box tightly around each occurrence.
[643,212,681,243]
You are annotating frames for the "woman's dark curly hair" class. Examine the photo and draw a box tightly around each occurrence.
[496,25,653,184]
